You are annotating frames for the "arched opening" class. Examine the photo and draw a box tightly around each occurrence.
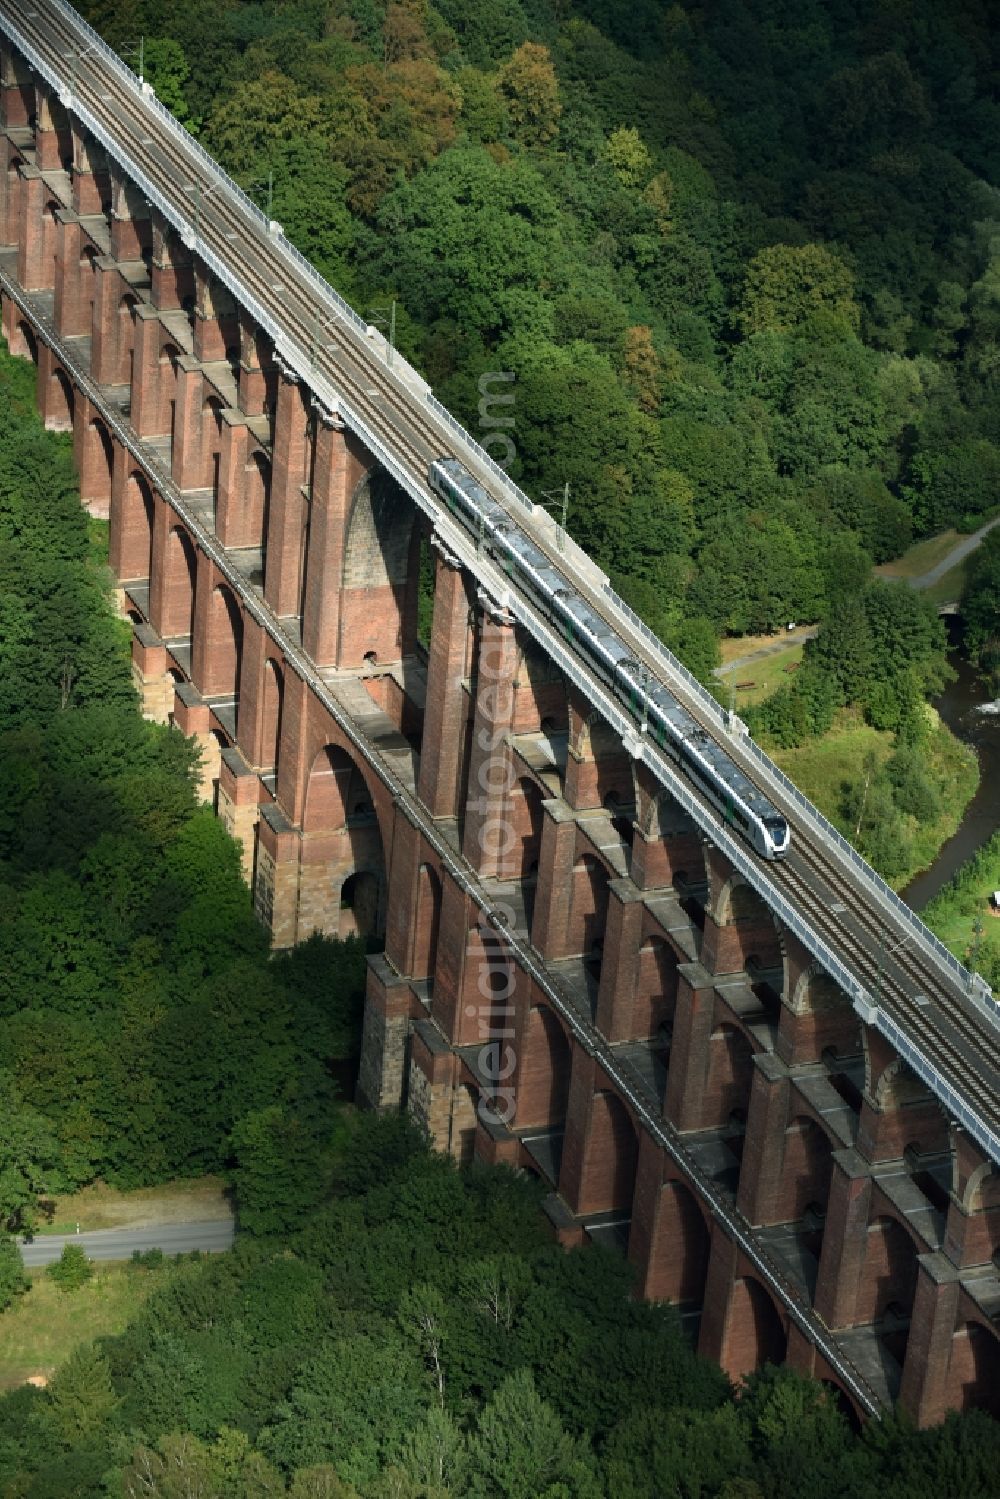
[115,471,154,581]
[725,1277,787,1379]
[45,365,74,431]
[39,198,60,285]
[300,742,386,944]
[340,870,381,939]
[705,1022,755,1135]
[603,789,634,845]
[950,1322,1000,1418]
[159,341,180,439]
[340,467,416,666]
[714,879,783,977]
[411,863,442,981]
[116,293,138,385]
[567,853,611,968]
[517,1005,571,1134]
[159,526,197,641]
[303,744,356,833]
[782,1115,834,1241]
[570,1088,638,1219]
[14,319,38,364]
[245,448,270,552]
[517,776,545,902]
[81,416,114,517]
[861,1216,919,1368]
[201,584,243,702]
[634,934,678,1040]
[646,1179,711,1307]
[260,657,283,774]
[202,394,224,494]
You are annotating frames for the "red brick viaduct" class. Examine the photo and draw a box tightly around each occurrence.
[1,39,999,1428]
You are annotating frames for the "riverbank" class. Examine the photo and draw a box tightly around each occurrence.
[922,830,1000,989]
[772,706,979,889]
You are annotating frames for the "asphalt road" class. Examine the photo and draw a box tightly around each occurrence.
[909,514,1000,591]
[17,1218,236,1268]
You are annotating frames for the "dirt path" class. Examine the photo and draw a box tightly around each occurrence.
[715,626,819,678]
[909,515,1000,591]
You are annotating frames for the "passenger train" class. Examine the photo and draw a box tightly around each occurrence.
[428,457,791,861]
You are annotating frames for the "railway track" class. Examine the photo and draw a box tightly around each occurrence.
[6,0,1000,1154]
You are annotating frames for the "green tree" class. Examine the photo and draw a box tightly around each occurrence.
[45,1243,93,1293]
[739,244,859,337]
[0,1235,28,1311]
[229,1106,330,1237]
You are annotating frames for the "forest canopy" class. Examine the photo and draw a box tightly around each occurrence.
[76,0,1000,674]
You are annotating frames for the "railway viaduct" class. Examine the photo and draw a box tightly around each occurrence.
[3,0,1000,1428]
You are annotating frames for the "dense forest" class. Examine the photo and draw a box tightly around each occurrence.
[0,340,366,1253]
[5,1113,1000,1498]
[77,0,1000,720]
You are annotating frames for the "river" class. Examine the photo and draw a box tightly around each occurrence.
[902,623,1000,911]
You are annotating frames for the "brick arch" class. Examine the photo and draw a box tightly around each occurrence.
[116,292,138,384]
[710,875,784,974]
[113,469,154,580]
[569,1087,639,1217]
[645,1178,711,1305]
[566,851,612,963]
[516,1003,571,1131]
[568,710,632,812]
[298,741,387,941]
[157,339,181,435]
[201,392,225,492]
[158,525,197,640]
[303,743,369,834]
[725,1276,788,1380]
[38,196,60,284]
[515,775,545,884]
[949,1320,1000,1418]
[858,1215,919,1361]
[339,868,383,940]
[245,447,271,551]
[45,362,74,432]
[706,1021,755,1127]
[343,464,415,592]
[781,1113,834,1227]
[13,316,37,363]
[410,862,442,981]
[200,582,243,702]
[79,414,114,517]
[634,933,678,1038]
[260,656,283,773]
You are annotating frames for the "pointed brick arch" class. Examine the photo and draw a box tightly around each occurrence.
[200,583,243,702]
[260,657,283,774]
[161,526,198,640]
[112,469,154,581]
[566,852,612,961]
[725,1276,788,1379]
[646,1178,711,1306]
[298,741,387,941]
[950,1321,1000,1418]
[516,1004,571,1131]
[340,465,418,665]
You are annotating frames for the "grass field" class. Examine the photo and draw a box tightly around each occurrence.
[728,644,806,709]
[876,529,962,581]
[0,1262,168,1390]
[772,708,979,888]
[36,1176,232,1236]
[924,831,1000,982]
[772,711,892,821]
